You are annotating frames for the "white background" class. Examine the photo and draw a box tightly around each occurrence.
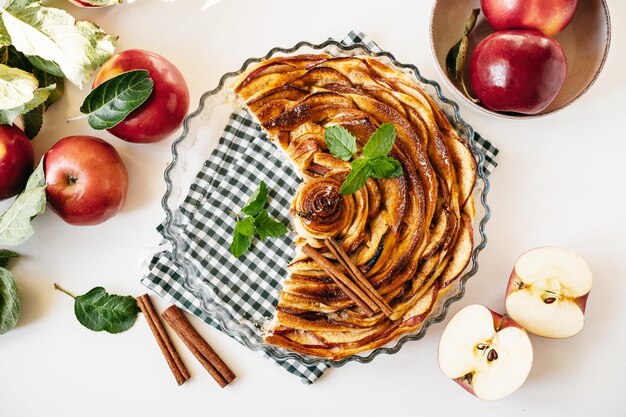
[1,0,625,415]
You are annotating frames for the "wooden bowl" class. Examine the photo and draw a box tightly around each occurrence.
[430,0,611,119]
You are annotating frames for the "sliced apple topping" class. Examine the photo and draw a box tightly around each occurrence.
[505,247,593,338]
[438,304,533,401]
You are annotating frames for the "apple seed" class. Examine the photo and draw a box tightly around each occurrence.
[487,349,498,362]
[544,297,557,304]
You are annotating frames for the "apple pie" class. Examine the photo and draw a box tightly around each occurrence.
[232,54,477,360]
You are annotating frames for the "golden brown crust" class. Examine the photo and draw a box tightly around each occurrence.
[232,55,477,360]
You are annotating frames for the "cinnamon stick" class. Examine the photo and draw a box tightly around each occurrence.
[162,305,236,388]
[137,294,190,386]
[301,243,377,316]
[325,238,393,317]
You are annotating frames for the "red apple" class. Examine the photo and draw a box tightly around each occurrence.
[505,247,592,338]
[44,136,128,226]
[438,305,533,401]
[469,30,567,115]
[0,125,34,201]
[67,0,121,8]
[481,0,578,36]
[93,49,190,144]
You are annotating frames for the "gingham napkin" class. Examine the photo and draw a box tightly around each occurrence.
[141,31,499,384]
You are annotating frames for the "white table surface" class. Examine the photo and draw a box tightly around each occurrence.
[1,0,625,415]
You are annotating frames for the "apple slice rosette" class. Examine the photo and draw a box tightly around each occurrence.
[505,246,593,338]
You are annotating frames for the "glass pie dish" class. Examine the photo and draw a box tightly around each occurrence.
[160,39,492,367]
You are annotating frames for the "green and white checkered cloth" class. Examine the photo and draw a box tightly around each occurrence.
[141,31,499,384]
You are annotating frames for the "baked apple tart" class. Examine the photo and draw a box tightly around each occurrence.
[232,54,477,360]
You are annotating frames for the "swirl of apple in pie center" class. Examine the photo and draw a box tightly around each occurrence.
[292,178,354,240]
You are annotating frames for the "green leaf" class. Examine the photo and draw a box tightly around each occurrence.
[20,104,43,139]
[325,125,357,161]
[0,62,37,109]
[445,8,480,103]
[230,217,255,258]
[369,156,403,179]
[0,0,118,88]
[254,209,288,240]
[0,267,20,335]
[0,83,53,125]
[236,216,255,237]
[26,55,64,77]
[340,158,372,195]
[0,159,46,246]
[0,249,20,268]
[73,287,140,334]
[241,181,268,217]
[362,122,396,159]
[1,46,64,109]
[80,69,153,130]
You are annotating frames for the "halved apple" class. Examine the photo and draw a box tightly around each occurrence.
[505,247,592,338]
[438,304,533,401]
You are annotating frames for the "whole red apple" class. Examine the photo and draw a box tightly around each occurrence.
[0,125,34,201]
[469,30,567,115]
[44,136,128,226]
[481,0,578,36]
[93,49,190,144]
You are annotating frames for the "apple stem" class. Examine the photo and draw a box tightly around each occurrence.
[65,114,87,123]
[53,283,76,299]
[495,314,508,332]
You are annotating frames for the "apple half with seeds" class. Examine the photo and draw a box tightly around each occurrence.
[438,304,533,401]
[505,247,592,338]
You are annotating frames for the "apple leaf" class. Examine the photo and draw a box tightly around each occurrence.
[0,62,37,110]
[0,249,20,268]
[445,8,480,103]
[0,83,54,125]
[80,69,154,130]
[0,159,46,246]
[0,0,118,89]
[0,266,20,335]
[54,284,140,334]
[20,104,43,138]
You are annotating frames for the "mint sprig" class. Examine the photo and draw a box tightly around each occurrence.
[324,123,404,195]
[230,181,289,258]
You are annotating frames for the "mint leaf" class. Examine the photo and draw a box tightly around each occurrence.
[369,156,403,179]
[235,216,255,237]
[241,181,268,217]
[0,159,46,246]
[362,122,396,158]
[0,0,118,89]
[254,209,288,240]
[325,125,357,161]
[340,158,371,195]
[0,267,20,334]
[69,286,139,334]
[0,249,20,268]
[230,217,255,258]
[80,69,154,130]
